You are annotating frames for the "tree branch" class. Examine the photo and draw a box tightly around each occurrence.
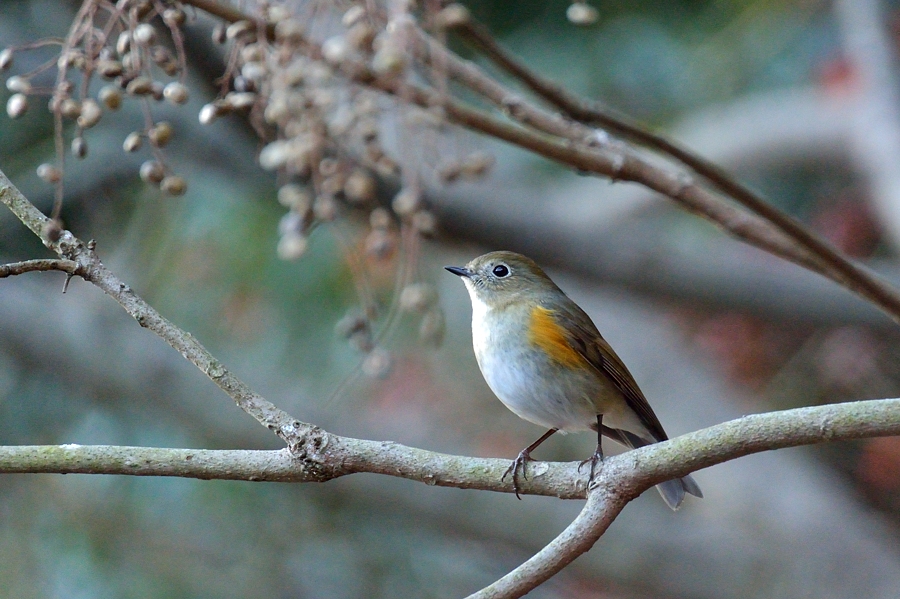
[0,258,79,278]
[449,16,900,335]
[469,396,900,598]
[0,169,308,449]
[1,397,898,599]
[174,5,900,326]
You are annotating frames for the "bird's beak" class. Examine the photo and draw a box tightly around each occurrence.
[444,265,474,278]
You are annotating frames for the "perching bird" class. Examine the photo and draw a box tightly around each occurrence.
[446,251,702,510]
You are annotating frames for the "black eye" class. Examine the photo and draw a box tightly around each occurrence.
[492,264,510,278]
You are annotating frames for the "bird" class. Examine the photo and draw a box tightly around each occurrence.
[446,251,702,510]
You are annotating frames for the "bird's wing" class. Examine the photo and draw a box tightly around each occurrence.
[555,303,669,442]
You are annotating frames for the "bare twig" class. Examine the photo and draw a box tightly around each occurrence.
[450,16,900,334]
[0,169,307,449]
[0,258,79,278]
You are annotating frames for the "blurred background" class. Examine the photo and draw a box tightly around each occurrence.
[3,0,900,597]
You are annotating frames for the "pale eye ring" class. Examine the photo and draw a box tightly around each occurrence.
[492,264,510,278]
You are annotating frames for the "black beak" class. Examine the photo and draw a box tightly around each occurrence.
[445,265,473,278]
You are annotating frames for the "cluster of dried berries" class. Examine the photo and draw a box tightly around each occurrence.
[1,0,189,196]
[3,0,500,379]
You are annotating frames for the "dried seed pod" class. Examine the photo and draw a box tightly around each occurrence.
[344,170,377,204]
[374,156,400,178]
[37,163,62,184]
[163,7,186,26]
[223,91,256,109]
[371,38,407,77]
[313,194,338,221]
[278,210,305,236]
[391,188,421,216]
[347,23,376,52]
[160,60,180,77]
[259,140,293,170]
[125,76,154,95]
[133,23,157,45]
[241,61,267,84]
[0,48,12,71]
[58,49,85,70]
[76,99,102,128]
[362,347,392,379]
[211,24,226,44]
[335,313,369,339]
[267,5,290,23]
[277,232,309,260]
[6,93,27,118]
[163,82,188,104]
[342,5,366,27]
[226,20,254,41]
[399,283,437,313]
[160,175,187,196]
[434,4,471,28]
[277,184,312,211]
[123,131,142,152]
[566,2,599,25]
[139,160,165,185]
[148,122,172,147]
[59,98,81,120]
[6,75,30,93]
[99,85,122,110]
[71,136,88,159]
[199,102,224,124]
[274,19,304,44]
[116,31,132,55]
[322,36,349,65]
[233,76,256,93]
[240,43,264,64]
[97,58,124,78]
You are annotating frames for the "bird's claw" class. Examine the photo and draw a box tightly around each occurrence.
[501,449,533,500]
[577,447,604,482]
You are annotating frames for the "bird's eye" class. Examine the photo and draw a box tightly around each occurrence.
[492,264,510,278]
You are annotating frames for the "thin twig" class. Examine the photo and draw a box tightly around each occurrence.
[451,17,900,334]
[0,169,308,449]
[0,258,79,278]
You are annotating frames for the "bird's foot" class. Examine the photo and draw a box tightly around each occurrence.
[577,446,604,483]
[501,449,534,500]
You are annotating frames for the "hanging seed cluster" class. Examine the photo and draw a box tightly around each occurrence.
[2,0,499,377]
[1,0,190,195]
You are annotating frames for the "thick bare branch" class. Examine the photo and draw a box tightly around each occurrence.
[0,399,897,502]
[470,396,900,598]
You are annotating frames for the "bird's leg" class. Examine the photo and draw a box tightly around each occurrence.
[578,414,604,480]
[502,428,558,499]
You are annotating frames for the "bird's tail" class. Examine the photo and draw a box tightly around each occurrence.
[605,427,703,511]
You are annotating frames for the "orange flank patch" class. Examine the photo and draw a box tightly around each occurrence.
[528,306,585,368]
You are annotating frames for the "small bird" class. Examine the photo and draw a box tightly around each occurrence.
[446,251,702,510]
